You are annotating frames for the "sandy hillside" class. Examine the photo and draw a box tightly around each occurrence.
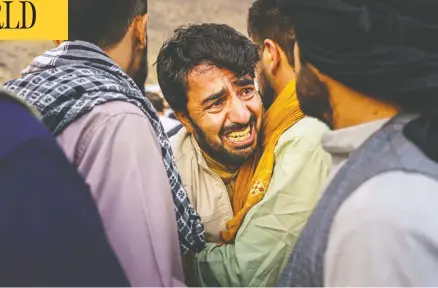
[0,0,253,84]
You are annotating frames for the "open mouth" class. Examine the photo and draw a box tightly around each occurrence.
[223,124,255,148]
[226,126,251,142]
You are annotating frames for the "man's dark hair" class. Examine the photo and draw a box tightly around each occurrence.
[156,23,260,113]
[248,0,295,66]
[145,92,164,113]
[68,0,148,48]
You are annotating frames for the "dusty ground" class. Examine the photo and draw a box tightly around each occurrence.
[0,0,253,84]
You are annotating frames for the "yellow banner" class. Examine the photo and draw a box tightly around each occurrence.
[0,0,68,40]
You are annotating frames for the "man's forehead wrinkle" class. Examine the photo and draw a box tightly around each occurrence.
[192,63,243,80]
[186,65,256,102]
[223,70,246,83]
[187,71,228,101]
[233,75,254,86]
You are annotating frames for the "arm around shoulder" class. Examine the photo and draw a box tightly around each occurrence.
[194,124,332,287]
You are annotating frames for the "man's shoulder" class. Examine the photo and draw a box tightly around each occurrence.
[169,127,197,163]
[63,101,150,136]
[0,96,50,159]
[276,116,330,153]
[282,117,329,142]
[0,87,40,118]
[58,101,157,160]
[90,101,148,119]
[324,171,438,286]
[335,171,438,232]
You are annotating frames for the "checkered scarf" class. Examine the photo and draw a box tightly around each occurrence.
[4,41,205,254]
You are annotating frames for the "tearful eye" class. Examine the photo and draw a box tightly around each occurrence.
[212,99,222,107]
[207,99,225,111]
[241,87,255,98]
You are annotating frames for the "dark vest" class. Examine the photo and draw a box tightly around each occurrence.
[278,113,438,286]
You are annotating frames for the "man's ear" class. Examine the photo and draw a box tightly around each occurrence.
[294,42,302,74]
[175,111,194,134]
[263,39,280,75]
[53,40,64,47]
[133,14,148,49]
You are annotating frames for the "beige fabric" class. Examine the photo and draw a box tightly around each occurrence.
[171,129,234,243]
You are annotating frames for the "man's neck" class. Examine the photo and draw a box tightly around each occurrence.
[202,151,238,184]
[272,66,296,99]
[103,36,135,76]
[330,81,399,129]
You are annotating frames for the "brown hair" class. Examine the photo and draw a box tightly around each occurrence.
[248,0,295,66]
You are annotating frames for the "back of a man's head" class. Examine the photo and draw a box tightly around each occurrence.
[279,0,438,114]
[68,0,148,48]
[248,0,295,65]
[280,0,438,161]
[156,23,259,113]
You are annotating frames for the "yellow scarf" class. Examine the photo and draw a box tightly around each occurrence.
[202,151,238,185]
[219,79,305,244]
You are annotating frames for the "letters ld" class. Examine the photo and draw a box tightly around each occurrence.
[0,1,36,29]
